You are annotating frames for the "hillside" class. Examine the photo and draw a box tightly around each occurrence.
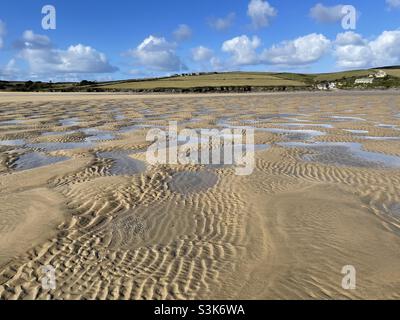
[97,72,310,91]
[1,67,400,93]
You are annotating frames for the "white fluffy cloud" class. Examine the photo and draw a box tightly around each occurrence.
[208,13,236,31]
[222,35,261,65]
[129,35,186,71]
[247,0,277,29]
[386,0,400,9]
[370,31,400,66]
[310,3,347,23]
[334,32,371,68]
[261,33,331,66]
[17,30,116,74]
[334,30,400,68]
[0,20,6,49]
[173,24,192,41]
[191,46,214,62]
[17,30,52,49]
[221,33,330,67]
[191,46,222,70]
[0,59,18,79]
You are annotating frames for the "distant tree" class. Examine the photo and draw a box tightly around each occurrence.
[79,80,96,86]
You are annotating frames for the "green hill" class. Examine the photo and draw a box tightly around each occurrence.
[97,72,309,91]
[1,67,400,93]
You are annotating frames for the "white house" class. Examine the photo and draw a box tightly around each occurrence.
[328,82,337,90]
[316,82,337,90]
[375,70,387,78]
[355,78,374,84]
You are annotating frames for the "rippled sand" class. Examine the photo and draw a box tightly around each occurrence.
[0,91,400,300]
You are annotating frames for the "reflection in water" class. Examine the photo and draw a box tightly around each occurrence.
[0,120,25,125]
[0,139,25,146]
[59,118,80,126]
[280,142,400,169]
[343,129,369,134]
[329,116,366,122]
[26,141,94,151]
[13,152,69,171]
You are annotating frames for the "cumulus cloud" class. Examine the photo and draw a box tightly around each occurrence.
[15,30,52,50]
[247,0,277,29]
[191,46,223,70]
[128,35,186,71]
[16,30,116,75]
[0,20,6,49]
[386,0,400,9]
[370,31,400,66]
[222,35,261,65]
[173,24,192,41]
[191,46,214,62]
[221,33,330,68]
[310,3,347,23]
[0,59,18,79]
[208,13,236,31]
[334,30,400,68]
[261,33,331,66]
[334,32,372,68]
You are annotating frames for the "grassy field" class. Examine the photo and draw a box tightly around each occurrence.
[313,70,371,82]
[99,68,400,91]
[382,69,400,78]
[2,67,400,92]
[98,72,308,90]
[313,68,400,82]
[0,81,75,91]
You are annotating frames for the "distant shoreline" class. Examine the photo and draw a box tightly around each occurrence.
[3,69,400,94]
[1,89,399,103]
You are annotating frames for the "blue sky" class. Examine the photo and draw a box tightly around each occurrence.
[0,0,400,81]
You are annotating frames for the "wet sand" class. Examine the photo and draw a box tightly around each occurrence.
[0,91,400,299]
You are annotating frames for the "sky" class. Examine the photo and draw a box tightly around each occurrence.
[0,0,400,81]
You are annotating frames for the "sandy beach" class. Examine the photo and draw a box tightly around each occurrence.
[0,91,399,300]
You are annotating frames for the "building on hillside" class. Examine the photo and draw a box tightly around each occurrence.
[316,82,337,90]
[355,78,374,84]
[328,82,337,90]
[367,70,388,79]
[375,70,387,78]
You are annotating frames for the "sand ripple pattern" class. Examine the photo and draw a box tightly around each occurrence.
[0,163,249,300]
[1,93,400,299]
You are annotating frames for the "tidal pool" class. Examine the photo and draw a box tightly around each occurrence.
[0,139,26,146]
[343,129,369,134]
[59,118,80,126]
[12,152,69,171]
[26,141,94,151]
[279,141,400,169]
[259,128,326,141]
[330,116,366,122]
[277,123,334,129]
[0,120,25,125]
